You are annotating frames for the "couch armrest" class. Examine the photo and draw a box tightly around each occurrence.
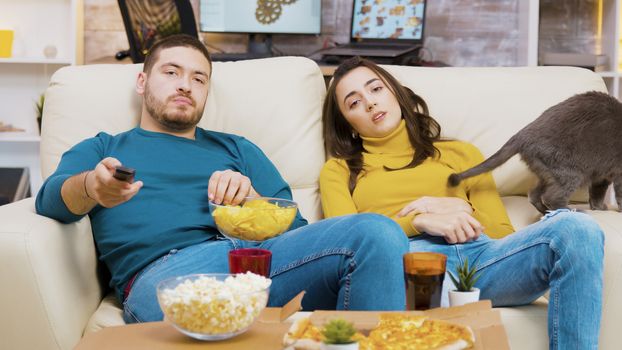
[587,210,622,349]
[500,197,620,349]
[0,198,103,350]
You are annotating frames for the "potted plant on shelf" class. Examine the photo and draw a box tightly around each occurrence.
[35,93,44,134]
[321,318,359,350]
[448,258,482,307]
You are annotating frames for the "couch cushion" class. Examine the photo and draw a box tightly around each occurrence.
[497,299,549,350]
[41,57,326,222]
[501,195,544,229]
[381,66,607,202]
[84,293,124,334]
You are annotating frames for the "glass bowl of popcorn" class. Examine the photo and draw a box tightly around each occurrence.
[209,197,298,241]
[156,273,271,341]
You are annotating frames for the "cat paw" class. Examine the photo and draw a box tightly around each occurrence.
[589,201,607,211]
[529,199,548,214]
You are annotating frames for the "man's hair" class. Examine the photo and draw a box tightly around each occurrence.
[322,56,442,193]
[142,34,212,74]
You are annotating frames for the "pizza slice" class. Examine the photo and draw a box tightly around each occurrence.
[282,314,475,350]
[361,314,475,350]
[283,317,366,350]
[282,317,323,350]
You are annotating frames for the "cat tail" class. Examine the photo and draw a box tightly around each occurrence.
[448,138,520,187]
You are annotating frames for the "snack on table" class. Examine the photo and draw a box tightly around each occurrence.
[157,273,271,339]
[283,318,324,350]
[283,314,475,350]
[283,318,367,350]
[212,197,297,241]
[361,314,475,350]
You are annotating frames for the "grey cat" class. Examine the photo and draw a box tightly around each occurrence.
[448,91,622,213]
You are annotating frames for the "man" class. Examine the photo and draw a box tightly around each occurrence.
[35,34,409,323]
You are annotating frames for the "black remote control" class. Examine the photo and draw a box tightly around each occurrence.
[113,166,135,183]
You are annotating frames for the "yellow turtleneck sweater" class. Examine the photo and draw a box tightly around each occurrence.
[320,120,514,238]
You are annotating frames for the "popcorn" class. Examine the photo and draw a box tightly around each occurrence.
[212,199,297,241]
[158,273,271,335]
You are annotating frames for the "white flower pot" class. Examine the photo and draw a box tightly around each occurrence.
[322,342,359,350]
[448,288,480,307]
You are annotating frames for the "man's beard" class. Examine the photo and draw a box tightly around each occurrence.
[144,86,204,131]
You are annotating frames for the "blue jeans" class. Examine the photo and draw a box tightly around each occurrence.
[410,209,604,350]
[123,213,409,323]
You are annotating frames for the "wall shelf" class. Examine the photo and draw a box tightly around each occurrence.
[0,0,83,195]
[598,0,622,98]
[0,133,41,142]
[0,57,73,65]
[519,0,540,66]
[597,71,621,78]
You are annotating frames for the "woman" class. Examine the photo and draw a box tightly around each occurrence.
[320,56,604,350]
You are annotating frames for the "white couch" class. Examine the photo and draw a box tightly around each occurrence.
[0,57,620,350]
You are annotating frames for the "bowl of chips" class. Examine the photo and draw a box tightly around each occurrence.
[210,197,298,241]
[157,273,271,341]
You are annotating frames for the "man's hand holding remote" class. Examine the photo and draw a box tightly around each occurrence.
[84,157,143,208]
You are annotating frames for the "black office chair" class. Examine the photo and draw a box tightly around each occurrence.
[116,0,198,63]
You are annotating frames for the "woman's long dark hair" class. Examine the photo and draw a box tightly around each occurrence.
[322,56,442,193]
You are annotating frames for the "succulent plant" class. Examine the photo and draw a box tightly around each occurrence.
[322,318,357,344]
[448,258,481,292]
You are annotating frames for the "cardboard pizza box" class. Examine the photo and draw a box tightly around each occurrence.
[76,292,510,349]
[261,291,509,350]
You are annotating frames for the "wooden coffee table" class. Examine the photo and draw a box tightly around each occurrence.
[77,292,307,349]
[76,320,292,350]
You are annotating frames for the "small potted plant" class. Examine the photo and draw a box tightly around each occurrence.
[35,93,44,134]
[321,318,359,350]
[448,258,481,307]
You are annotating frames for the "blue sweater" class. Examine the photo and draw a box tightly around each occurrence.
[35,127,308,301]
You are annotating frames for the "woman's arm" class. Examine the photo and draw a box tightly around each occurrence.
[397,196,473,217]
[461,145,515,238]
[412,211,483,244]
[319,159,420,236]
[319,159,361,217]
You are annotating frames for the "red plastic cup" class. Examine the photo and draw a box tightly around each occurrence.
[228,248,272,277]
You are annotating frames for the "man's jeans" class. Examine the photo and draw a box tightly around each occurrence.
[123,213,409,323]
[410,209,604,350]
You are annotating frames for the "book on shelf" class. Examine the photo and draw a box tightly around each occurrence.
[0,121,26,132]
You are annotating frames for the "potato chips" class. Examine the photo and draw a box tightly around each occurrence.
[212,198,297,241]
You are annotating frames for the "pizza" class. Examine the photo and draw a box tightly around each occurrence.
[282,317,367,350]
[283,314,474,350]
[361,314,475,350]
[283,317,323,350]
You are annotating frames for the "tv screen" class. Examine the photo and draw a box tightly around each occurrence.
[351,0,426,41]
[199,0,321,34]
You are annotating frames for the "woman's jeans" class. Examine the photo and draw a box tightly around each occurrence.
[123,213,409,323]
[410,209,604,350]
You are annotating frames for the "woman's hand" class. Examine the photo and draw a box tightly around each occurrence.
[412,211,483,244]
[397,196,473,217]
